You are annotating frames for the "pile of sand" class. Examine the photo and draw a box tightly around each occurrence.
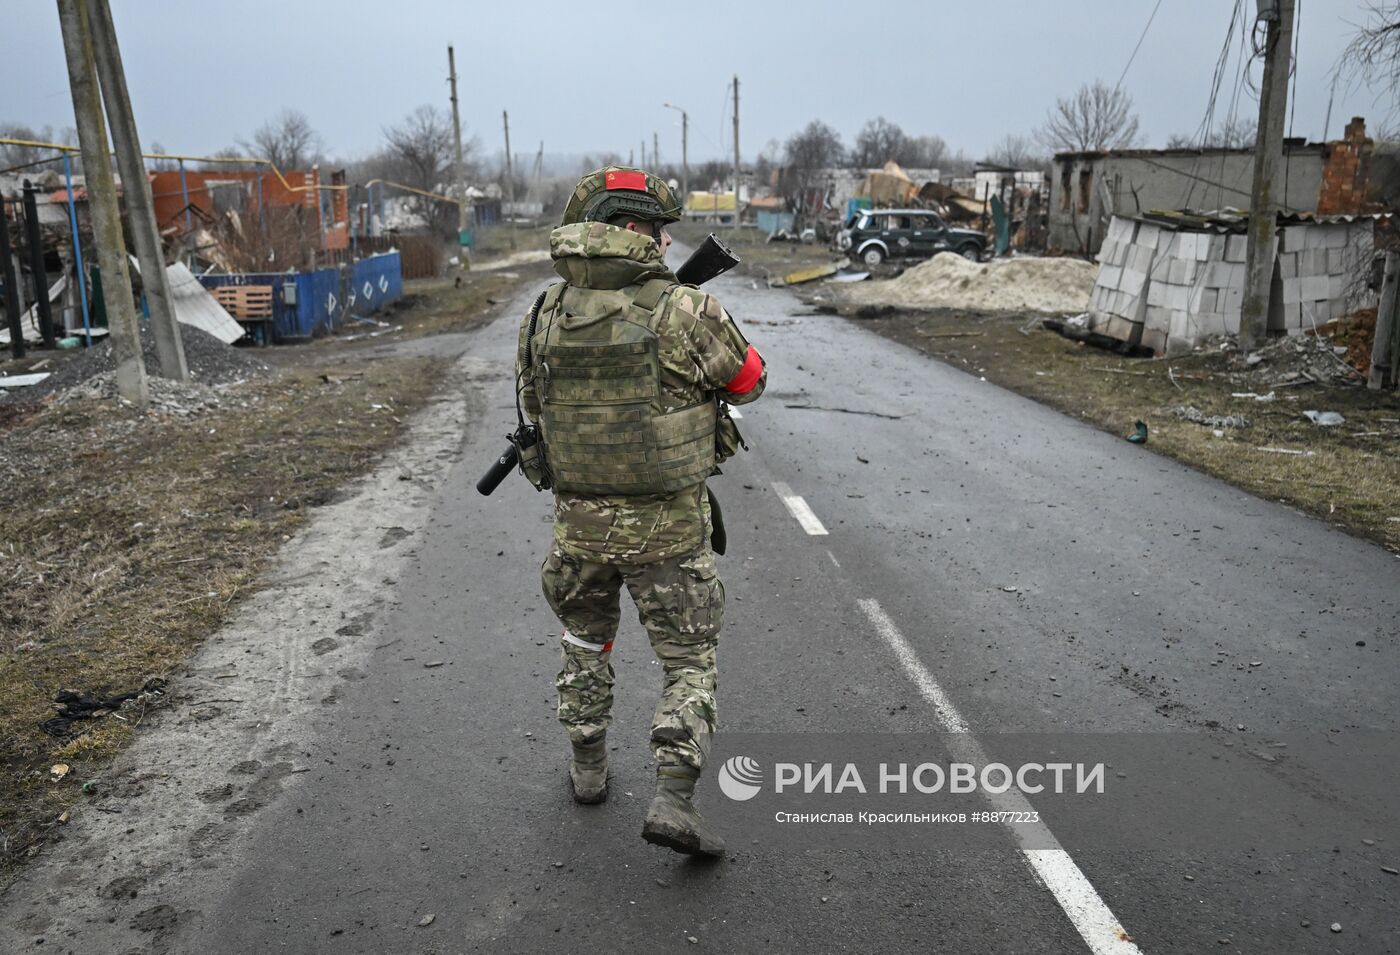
[839,254,1096,314]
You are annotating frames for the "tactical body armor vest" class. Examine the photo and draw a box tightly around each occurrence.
[530,278,717,496]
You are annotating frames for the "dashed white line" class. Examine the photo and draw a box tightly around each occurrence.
[771,482,828,536]
[857,598,1142,955]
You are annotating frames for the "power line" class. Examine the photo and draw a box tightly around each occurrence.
[1115,0,1165,92]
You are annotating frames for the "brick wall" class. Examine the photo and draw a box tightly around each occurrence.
[1316,117,1375,216]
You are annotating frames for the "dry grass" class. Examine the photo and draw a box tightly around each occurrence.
[0,272,539,875]
[669,222,838,283]
[848,307,1400,554]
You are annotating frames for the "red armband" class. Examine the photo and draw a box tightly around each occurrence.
[724,346,763,395]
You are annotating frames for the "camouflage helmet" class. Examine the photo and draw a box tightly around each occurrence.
[561,166,682,227]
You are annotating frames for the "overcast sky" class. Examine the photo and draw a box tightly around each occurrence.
[1,0,1390,170]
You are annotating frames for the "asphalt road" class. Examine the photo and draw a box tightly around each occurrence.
[12,260,1399,953]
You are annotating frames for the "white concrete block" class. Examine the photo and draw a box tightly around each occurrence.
[1175,233,1195,259]
[1299,300,1322,326]
[1282,226,1308,252]
[1281,277,1301,304]
[1099,265,1122,290]
[1303,227,1330,250]
[1222,309,1241,335]
[1137,223,1160,250]
[1145,304,1172,331]
[1319,227,1348,249]
[1222,287,1243,311]
[1121,269,1147,297]
[1301,275,1329,300]
[1330,298,1349,319]
[1328,273,1348,298]
[1226,234,1248,262]
[1206,234,1226,260]
[1167,284,1191,309]
[1146,282,1167,307]
[1279,252,1298,279]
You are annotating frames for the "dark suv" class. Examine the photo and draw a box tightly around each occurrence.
[836,209,987,267]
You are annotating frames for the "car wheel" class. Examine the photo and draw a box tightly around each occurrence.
[862,246,885,267]
[958,244,981,262]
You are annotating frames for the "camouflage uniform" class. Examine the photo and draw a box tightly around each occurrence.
[519,220,765,773]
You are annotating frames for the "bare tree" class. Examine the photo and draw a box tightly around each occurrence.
[1038,80,1142,152]
[853,116,907,168]
[1165,117,1257,149]
[242,109,321,170]
[1339,2,1400,126]
[380,105,472,235]
[985,133,1043,169]
[0,123,72,173]
[782,120,845,219]
[900,134,949,169]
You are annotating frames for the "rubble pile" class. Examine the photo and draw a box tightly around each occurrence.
[2,325,269,404]
[60,371,223,415]
[1227,334,1364,388]
[838,254,1096,314]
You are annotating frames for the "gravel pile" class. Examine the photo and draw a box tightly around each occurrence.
[838,253,1097,314]
[59,371,223,416]
[2,324,269,404]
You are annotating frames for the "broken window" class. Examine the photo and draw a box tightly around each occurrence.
[1078,168,1092,214]
[1060,163,1072,212]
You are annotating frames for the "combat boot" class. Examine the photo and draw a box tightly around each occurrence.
[641,765,725,857]
[569,736,608,804]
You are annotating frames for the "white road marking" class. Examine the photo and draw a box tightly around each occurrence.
[771,482,828,536]
[827,550,841,569]
[858,598,1142,955]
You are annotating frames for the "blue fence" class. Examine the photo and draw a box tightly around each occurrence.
[198,251,402,340]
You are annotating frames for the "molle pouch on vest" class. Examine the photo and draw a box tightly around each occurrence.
[714,400,748,465]
[533,281,718,496]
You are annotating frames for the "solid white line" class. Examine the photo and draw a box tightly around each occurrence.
[771,482,828,536]
[857,598,1142,955]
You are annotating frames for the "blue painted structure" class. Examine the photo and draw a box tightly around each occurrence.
[756,210,796,235]
[198,251,402,341]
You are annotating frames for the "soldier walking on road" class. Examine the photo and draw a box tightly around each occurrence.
[515,167,765,856]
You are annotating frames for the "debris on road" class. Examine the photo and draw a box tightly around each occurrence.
[781,263,841,286]
[1126,420,1149,444]
[1302,410,1345,426]
[0,372,51,389]
[417,914,435,927]
[835,254,1096,314]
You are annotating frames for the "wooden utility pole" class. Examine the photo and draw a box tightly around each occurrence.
[502,110,516,251]
[86,0,186,380]
[1239,0,1295,351]
[56,0,147,405]
[665,102,688,216]
[732,75,741,231]
[447,45,471,268]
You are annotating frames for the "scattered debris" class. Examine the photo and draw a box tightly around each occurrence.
[49,763,69,782]
[1255,447,1316,457]
[836,254,1096,314]
[0,373,51,389]
[1302,410,1345,426]
[417,914,436,927]
[1230,391,1276,402]
[782,263,841,286]
[38,678,168,737]
[61,372,224,416]
[1168,405,1250,429]
[1126,420,1149,444]
[827,271,870,284]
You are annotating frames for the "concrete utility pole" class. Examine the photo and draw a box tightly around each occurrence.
[447,45,471,268]
[1239,0,1295,351]
[502,110,516,251]
[21,181,57,348]
[640,139,646,169]
[731,74,740,232]
[664,102,688,210]
[85,0,186,380]
[0,194,25,359]
[653,131,659,171]
[56,0,147,405]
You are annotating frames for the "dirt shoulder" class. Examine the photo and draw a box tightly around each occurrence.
[0,266,542,876]
[838,306,1400,555]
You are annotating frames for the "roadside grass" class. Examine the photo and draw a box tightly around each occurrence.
[0,274,536,877]
[670,222,838,283]
[847,308,1400,554]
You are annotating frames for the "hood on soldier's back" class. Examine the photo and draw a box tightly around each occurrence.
[550,221,676,291]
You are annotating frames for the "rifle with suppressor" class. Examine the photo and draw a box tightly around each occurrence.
[476,232,740,498]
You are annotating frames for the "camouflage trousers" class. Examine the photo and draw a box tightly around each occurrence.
[542,545,724,772]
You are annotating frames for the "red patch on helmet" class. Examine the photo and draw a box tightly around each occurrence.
[605,170,647,191]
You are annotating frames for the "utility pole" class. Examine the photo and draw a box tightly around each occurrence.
[447,45,470,268]
[86,0,186,380]
[653,131,659,172]
[1239,0,1295,351]
[640,139,646,169]
[57,0,147,405]
[732,74,741,232]
[502,110,516,251]
[664,102,688,215]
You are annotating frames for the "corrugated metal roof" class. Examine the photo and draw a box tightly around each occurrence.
[129,256,244,344]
